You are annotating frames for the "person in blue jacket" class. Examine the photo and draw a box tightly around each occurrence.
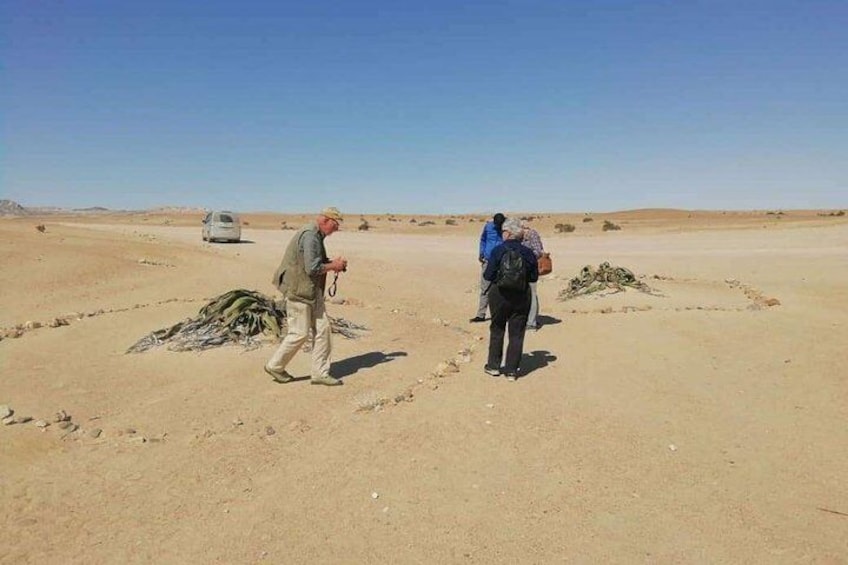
[470,212,505,322]
[482,218,539,380]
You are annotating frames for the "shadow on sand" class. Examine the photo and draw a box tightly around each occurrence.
[333,351,408,379]
[520,350,557,377]
[536,314,562,327]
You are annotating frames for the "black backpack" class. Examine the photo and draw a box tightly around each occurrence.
[495,247,527,291]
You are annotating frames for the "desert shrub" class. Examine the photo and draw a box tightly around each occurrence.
[418,220,435,226]
[445,219,457,226]
[410,218,417,223]
[602,220,621,231]
[582,217,593,223]
[358,220,370,231]
[242,220,250,226]
[36,224,46,233]
[837,210,846,216]
[554,223,575,233]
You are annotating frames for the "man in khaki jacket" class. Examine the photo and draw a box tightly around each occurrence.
[265,207,348,386]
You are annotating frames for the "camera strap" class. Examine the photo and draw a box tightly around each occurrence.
[328,272,340,297]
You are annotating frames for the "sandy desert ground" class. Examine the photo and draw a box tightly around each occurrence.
[1,209,847,563]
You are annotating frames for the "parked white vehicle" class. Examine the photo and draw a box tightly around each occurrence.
[202,211,241,243]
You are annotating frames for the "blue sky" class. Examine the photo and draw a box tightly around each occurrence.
[2,1,846,213]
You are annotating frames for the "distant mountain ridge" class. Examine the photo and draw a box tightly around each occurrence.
[0,200,28,216]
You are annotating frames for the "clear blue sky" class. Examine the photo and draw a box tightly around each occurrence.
[2,1,846,213]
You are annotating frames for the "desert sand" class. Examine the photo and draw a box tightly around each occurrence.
[1,209,847,563]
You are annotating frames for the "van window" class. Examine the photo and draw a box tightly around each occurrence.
[218,214,235,223]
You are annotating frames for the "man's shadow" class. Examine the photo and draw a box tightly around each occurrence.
[536,315,562,327]
[333,351,408,379]
[520,350,557,377]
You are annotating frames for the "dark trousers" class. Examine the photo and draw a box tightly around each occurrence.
[487,286,531,373]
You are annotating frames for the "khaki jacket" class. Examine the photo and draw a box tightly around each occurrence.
[271,224,328,305]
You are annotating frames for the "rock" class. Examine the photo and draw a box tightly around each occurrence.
[456,350,472,364]
[393,390,414,404]
[232,417,243,427]
[2,416,15,425]
[371,492,379,499]
[34,420,49,428]
[24,321,42,330]
[668,444,678,452]
[763,298,781,307]
[265,426,276,436]
[88,428,102,438]
[0,405,12,419]
[128,436,147,444]
[57,420,74,430]
[53,410,70,423]
[288,421,310,433]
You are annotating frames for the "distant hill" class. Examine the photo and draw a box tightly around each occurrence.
[73,206,110,212]
[0,200,28,216]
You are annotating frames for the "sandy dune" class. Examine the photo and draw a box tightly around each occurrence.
[1,211,847,563]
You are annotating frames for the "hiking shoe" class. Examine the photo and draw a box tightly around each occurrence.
[311,375,343,386]
[504,372,518,382]
[264,366,294,384]
[483,365,500,377]
[469,316,487,323]
[526,324,538,331]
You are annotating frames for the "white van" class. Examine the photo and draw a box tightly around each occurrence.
[202,211,242,243]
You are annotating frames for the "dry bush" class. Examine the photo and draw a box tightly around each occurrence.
[358,220,370,231]
[554,223,575,233]
[410,218,417,223]
[445,219,457,226]
[602,220,622,231]
[35,224,46,233]
[582,217,594,223]
[418,220,435,226]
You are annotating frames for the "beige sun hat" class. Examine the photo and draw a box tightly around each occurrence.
[321,207,343,222]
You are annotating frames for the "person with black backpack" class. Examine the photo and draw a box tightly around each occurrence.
[481,218,539,381]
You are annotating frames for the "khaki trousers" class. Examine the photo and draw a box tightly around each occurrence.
[476,261,492,318]
[266,294,332,378]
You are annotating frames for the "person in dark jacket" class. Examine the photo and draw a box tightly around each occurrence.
[470,212,505,322]
[482,218,538,381]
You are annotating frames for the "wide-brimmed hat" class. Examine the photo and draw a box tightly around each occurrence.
[321,207,343,222]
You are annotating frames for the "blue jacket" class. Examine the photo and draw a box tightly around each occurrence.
[478,221,503,261]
